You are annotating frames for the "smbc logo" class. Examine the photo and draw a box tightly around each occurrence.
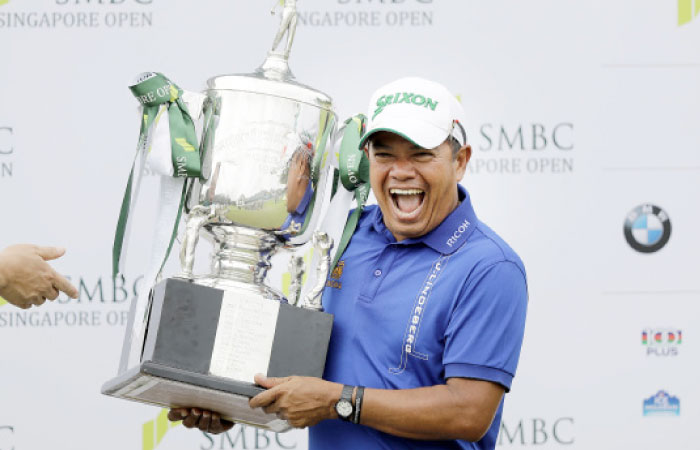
[143,409,180,450]
[679,0,700,25]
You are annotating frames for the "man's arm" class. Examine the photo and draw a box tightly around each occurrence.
[249,374,504,441]
[358,378,503,441]
[0,244,78,309]
[271,0,282,14]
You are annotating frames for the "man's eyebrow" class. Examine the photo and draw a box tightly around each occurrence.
[371,140,424,151]
[371,140,392,149]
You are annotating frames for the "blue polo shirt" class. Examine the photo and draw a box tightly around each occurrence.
[309,185,527,450]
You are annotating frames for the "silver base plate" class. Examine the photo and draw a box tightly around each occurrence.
[102,365,291,433]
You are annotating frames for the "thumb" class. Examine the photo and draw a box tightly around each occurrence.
[35,246,66,261]
[255,374,288,388]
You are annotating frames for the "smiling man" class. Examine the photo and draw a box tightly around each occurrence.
[170,77,528,450]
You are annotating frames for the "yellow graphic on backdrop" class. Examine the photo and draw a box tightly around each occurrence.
[0,1,9,6]
[678,0,700,25]
[143,409,180,450]
[0,296,7,307]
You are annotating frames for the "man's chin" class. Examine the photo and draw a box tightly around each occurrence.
[386,221,425,242]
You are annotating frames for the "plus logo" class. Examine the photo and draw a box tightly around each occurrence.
[678,0,700,25]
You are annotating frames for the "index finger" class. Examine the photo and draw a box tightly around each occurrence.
[51,271,78,299]
[168,408,188,422]
[249,387,280,409]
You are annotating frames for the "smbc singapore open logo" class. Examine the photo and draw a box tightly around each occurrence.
[0,126,13,179]
[624,204,671,254]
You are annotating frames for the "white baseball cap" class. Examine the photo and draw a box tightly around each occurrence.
[358,77,467,150]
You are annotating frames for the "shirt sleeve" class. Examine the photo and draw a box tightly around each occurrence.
[442,260,528,392]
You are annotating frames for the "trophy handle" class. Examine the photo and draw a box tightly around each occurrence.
[178,206,216,279]
[302,231,333,311]
[287,255,305,306]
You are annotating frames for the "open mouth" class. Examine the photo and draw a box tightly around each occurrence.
[389,188,425,218]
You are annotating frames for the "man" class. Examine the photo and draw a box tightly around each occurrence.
[170,77,528,450]
[0,244,79,309]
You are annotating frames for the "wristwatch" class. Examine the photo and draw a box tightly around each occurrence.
[334,385,355,421]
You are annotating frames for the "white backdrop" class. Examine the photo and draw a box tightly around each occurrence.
[1,1,699,449]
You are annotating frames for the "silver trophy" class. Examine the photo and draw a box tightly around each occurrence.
[102,3,337,432]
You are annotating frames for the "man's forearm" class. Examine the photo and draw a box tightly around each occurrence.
[357,379,503,442]
[247,375,503,439]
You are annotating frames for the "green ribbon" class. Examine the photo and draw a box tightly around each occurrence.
[297,110,336,236]
[112,73,201,278]
[332,114,369,269]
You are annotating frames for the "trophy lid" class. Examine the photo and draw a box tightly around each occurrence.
[207,53,334,112]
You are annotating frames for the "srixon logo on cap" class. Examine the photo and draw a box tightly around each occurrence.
[373,92,439,119]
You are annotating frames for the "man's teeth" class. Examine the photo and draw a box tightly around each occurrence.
[390,189,424,214]
[390,189,424,195]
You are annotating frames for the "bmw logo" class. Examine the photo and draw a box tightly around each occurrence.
[624,204,671,253]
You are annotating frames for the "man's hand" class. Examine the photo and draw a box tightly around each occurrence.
[168,408,234,434]
[249,374,342,429]
[0,244,78,309]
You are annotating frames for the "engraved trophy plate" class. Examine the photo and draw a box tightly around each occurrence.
[103,3,337,431]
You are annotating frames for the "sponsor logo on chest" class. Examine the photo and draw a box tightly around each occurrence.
[390,255,450,374]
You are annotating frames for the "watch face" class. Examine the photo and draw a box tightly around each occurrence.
[335,399,353,418]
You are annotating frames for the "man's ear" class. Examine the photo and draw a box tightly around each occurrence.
[455,144,472,179]
[363,145,369,158]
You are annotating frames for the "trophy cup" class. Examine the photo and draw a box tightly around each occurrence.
[102,3,338,432]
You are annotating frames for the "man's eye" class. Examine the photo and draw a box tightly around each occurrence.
[414,152,434,159]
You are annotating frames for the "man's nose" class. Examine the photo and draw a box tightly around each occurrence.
[389,157,416,180]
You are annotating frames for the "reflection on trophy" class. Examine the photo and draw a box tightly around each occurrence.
[102,2,337,432]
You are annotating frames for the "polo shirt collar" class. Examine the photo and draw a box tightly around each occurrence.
[370,184,478,254]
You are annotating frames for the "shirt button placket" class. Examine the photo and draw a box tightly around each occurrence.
[358,245,394,303]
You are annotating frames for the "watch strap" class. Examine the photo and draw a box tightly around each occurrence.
[340,384,354,402]
[352,386,365,424]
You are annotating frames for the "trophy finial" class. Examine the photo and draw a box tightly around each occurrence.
[270,0,298,59]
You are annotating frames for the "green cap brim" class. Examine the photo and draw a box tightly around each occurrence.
[358,127,422,150]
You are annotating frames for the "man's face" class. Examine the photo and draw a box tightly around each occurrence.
[367,131,470,242]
